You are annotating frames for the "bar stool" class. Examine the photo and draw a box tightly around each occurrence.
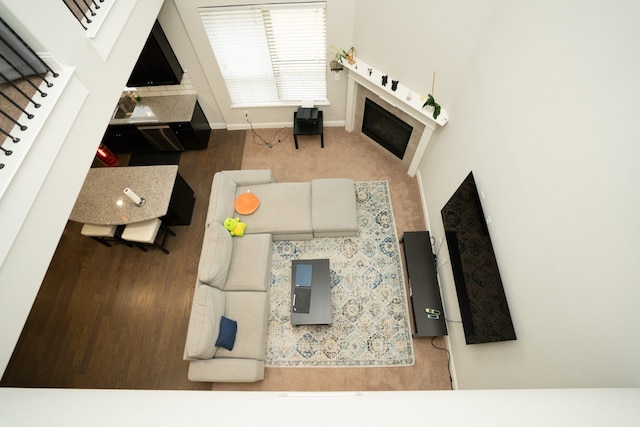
[81,223,132,248]
[121,218,176,254]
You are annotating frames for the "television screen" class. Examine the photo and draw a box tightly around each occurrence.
[441,172,516,344]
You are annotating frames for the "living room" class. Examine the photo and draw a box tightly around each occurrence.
[0,0,639,424]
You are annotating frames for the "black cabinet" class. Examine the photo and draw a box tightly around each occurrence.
[101,124,152,154]
[168,101,210,150]
[104,100,210,153]
[127,21,183,87]
[162,173,195,226]
[401,231,448,337]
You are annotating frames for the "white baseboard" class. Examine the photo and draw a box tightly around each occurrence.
[224,120,346,131]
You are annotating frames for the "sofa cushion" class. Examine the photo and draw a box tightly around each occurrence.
[215,316,238,351]
[198,222,233,289]
[206,172,237,226]
[185,285,226,360]
[225,233,272,292]
[215,291,269,360]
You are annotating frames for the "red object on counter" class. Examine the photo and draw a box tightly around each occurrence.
[96,144,119,167]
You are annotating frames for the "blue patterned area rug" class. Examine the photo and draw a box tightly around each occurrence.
[266,181,415,367]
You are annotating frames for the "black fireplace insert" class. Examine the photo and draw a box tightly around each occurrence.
[362,98,412,159]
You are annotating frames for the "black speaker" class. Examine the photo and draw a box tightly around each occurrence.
[296,107,318,127]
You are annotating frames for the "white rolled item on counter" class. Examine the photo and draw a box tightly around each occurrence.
[124,187,145,206]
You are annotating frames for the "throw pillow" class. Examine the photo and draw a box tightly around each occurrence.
[206,172,237,226]
[215,315,238,351]
[185,285,225,360]
[197,222,233,289]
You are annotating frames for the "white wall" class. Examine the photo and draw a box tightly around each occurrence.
[2,388,640,427]
[0,0,163,377]
[352,0,498,109]
[411,1,640,388]
[353,0,640,389]
[158,1,225,128]
[169,0,356,128]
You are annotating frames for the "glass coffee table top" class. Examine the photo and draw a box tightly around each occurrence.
[291,259,331,326]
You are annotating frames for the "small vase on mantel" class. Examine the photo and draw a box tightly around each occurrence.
[346,47,356,65]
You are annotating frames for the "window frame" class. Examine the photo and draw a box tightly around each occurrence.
[199,2,328,108]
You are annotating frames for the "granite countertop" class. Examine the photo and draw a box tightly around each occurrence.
[109,94,197,125]
[69,165,179,225]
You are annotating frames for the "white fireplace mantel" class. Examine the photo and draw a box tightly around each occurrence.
[342,58,448,176]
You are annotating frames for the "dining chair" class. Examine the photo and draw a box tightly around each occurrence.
[81,223,132,248]
[121,218,176,254]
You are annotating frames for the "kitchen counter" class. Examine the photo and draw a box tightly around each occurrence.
[109,94,197,125]
[70,165,179,225]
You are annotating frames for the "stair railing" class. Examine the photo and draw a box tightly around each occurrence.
[0,17,59,171]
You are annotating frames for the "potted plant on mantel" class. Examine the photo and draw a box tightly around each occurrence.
[422,71,441,119]
[332,46,356,65]
[423,94,441,119]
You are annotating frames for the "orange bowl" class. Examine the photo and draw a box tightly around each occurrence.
[235,192,260,215]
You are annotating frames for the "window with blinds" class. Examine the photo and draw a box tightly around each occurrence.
[199,2,327,107]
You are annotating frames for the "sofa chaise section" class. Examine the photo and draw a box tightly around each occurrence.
[206,169,357,241]
[236,182,313,240]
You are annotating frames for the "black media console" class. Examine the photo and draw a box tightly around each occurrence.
[401,231,447,337]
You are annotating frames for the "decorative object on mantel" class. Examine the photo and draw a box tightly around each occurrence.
[423,94,441,119]
[330,60,343,71]
[341,57,448,127]
[331,46,347,63]
[381,75,388,86]
[422,71,441,119]
[332,46,357,65]
[346,47,356,65]
[391,80,399,91]
[368,68,372,76]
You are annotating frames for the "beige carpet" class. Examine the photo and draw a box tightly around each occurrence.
[209,126,452,392]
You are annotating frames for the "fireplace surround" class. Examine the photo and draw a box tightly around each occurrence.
[353,87,424,170]
[343,58,448,176]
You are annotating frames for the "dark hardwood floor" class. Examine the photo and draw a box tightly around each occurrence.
[1,130,244,390]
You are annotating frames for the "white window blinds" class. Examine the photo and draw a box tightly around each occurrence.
[199,2,327,106]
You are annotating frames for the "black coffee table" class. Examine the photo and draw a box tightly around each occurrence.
[291,259,331,325]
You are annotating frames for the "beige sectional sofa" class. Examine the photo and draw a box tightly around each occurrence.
[184,170,357,382]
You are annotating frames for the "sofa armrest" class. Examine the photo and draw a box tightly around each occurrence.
[221,169,275,186]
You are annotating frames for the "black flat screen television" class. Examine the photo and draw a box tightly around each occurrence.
[441,172,516,344]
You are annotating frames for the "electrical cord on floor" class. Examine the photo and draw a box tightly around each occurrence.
[431,336,454,389]
[246,116,290,148]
